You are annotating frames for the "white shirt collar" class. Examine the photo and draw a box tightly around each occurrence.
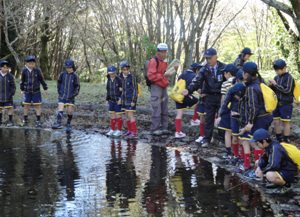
[123,72,131,78]
[0,71,7,77]
[228,77,234,81]
[27,67,32,72]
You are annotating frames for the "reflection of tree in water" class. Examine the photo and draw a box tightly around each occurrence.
[0,129,17,215]
[56,132,79,201]
[143,146,167,216]
[22,129,43,196]
[105,140,137,210]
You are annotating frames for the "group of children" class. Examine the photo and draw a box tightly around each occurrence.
[0,57,79,131]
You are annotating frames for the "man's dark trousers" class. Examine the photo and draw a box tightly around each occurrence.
[203,93,225,143]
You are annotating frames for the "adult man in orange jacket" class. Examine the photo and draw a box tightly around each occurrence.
[147,43,171,135]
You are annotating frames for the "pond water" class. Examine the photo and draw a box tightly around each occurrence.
[0,128,274,216]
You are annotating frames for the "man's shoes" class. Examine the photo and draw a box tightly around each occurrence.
[52,124,62,129]
[190,119,200,126]
[272,186,292,194]
[106,129,114,136]
[219,142,225,147]
[152,130,163,136]
[201,142,209,148]
[35,121,41,127]
[20,120,28,127]
[195,136,204,143]
[66,124,72,132]
[162,130,170,135]
[175,132,186,138]
[6,121,12,127]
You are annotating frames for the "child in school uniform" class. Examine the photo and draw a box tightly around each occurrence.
[215,64,238,159]
[0,60,16,126]
[268,59,295,143]
[218,70,245,166]
[105,65,124,137]
[52,59,80,131]
[20,56,48,127]
[234,62,273,178]
[195,85,206,142]
[174,63,200,138]
[120,61,138,138]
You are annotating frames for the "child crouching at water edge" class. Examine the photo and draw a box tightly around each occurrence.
[106,65,124,137]
[120,61,138,138]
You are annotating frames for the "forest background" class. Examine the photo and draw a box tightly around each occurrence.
[1,0,300,87]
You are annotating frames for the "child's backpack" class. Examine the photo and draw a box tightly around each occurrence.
[260,83,278,113]
[137,83,142,97]
[293,79,300,103]
[171,79,186,103]
[281,143,300,170]
[143,56,159,90]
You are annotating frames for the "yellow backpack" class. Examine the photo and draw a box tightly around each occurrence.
[260,83,278,113]
[137,83,142,97]
[281,143,300,170]
[293,79,300,103]
[171,79,186,103]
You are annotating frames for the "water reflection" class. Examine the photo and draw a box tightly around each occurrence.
[0,129,274,216]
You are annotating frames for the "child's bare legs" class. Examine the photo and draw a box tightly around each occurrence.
[175,110,184,134]
[282,121,290,142]
[35,105,41,116]
[225,131,232,148]
[176,110,184,120]
[24,104,30,116]
[7,108,13,115]
[274,119,282,141]
[58,104,64,112]
[232,135,239,144]
[67,105,74,115]
[200,114,206,124]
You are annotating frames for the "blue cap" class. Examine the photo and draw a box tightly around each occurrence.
[273,59,286,68]
[241,47,252,55]
[236,69,243,79]
[223,64,238,73]
[249,128,270,143]
[26,56,35,62]
[231,83,245,93]
[204,48,217,57]
[107,65,117,74]
[243,62,257,73]
[65,59,74,68]
[191,63,201,70]
[0,60,9,67]
[120,61,130,68]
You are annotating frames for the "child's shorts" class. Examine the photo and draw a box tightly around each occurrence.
[276,169,295,184]
[197,103,206,115]
[122,104,136,112]
[23,92,42,105]
[175,95,198,110]
[109,102,123,114]
[58,99,75,107]
[231,116,240,136]
[0,101,13,108]
[218,108,231,131]
[273,105,293,121]
[239,113,273,141]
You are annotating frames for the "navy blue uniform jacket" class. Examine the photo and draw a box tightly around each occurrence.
[272,72,295,106]
[20,67,48,94]
[186,61,226,95]
[219,86,241,116]
[259,140,298,176]
[0,73,16,102]
[57,71,80,101]
[121,73,138,105]
[106,76,122,103]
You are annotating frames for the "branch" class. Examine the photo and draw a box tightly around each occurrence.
[261,0,293,17]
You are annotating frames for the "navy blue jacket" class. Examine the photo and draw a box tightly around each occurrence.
[238,95,247,128]
[234,55,245,69]
[186,61,226,95]
[57,71,80,101]
[20,67,48,94]
[121,73,138,105]
[219,87,241,116]
[259,140,298,176]
[0,72,16,102]
[271,72,295,106]
[178,69,197,86]
[245,78,269,124]
[106,76,122,103]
